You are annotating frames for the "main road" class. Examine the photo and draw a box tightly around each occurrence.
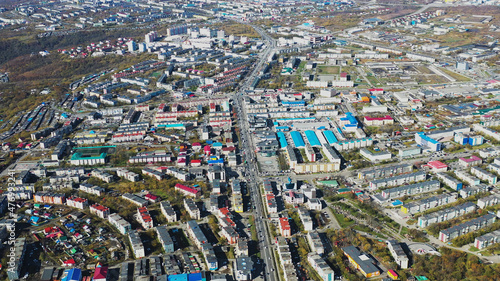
[230,21,281,281]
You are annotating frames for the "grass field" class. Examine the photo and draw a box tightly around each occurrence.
[439,67,472,82]
[333,212,355,228]
[317,65,340,75]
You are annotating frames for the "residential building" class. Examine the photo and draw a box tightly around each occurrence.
[137,206,154,229]
[185,198,201,220]
[459,155,482,168]
[459,184,489,198]
[307,231,325,255]
[108,213,132,235]
[298,207,313,231]
[308,254,335,281]
[470,166,497,185]
[89,204,110,219]
[436,173,463,191]
[381,180,440,199]
[418,202,476,228]
[454,170,481,186]
[175,183,201,198]
[235,256,253,281]
[474,230,500,250]
[122,193,148,206]
[439,214,496,242]
[477,195,500,209]
[387,240,409,269]
[129,230,145,259]
[66,196,88,210]
[369,171,426,190]
[358,163,413,180]
[7,238,26,281]
[279,217,291,237]
[156,225,174,253]
[160,201,177,222]
[401,193,457,215]
[116,169,140,182]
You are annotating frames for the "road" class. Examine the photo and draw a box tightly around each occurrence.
[230,21,280,281]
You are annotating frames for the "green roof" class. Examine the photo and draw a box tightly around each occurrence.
[317,180,339,187]
[338,188,352,193]
[71,152,107,160]
[416,277,429,281]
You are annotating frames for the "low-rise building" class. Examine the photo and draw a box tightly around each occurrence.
[436,173,463,191]
[342,246,380,278]
[459,155,482,168]
[89,204,110,219]
[381,180,440,199]
[184,198,201,220]
[474,230,500,250]
[439,214,496,242]
[160,201,177,222]
[108,213,132,235]
[66,196,88,210]
[156,225,174,253]
[175,183,201,198]
[459,184,489,198]
[279,217,292,237]
[129,230,145,258]
[401,193,457,215]
[418,202,476,228]
[116,169,140,182]
[387,240,409,269]
[307,231,325,255]
[454,170,481,186]
[122,193,148,206]
[235,256,253,281]
[369,171,426,190]
[137,206,154,229]
[470,166,497,185]
[477,195,500,209]
[307,254,335,281]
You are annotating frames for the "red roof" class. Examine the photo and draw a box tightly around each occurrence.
[279,217,290,230]
[145,194,158,200]
[91,204,109,212]
[428,160,447,169]
[94,266,108,279]
[369,88,384,92]
[459,155,482,163]
[192,142,201,147]
[191,159,202,163]
[340,72,347,77]
[364,115,393,121]
[175,183,200,195]
[204,145,211,152]
[63,259,76,265]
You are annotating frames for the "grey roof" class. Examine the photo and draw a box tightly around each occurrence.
[342,246,379,275]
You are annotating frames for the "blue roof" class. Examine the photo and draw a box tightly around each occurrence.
[418,132,440,144]
[213,142,223,147]
[277,132,288,148]
[208,159,224,164]
[341,112,358,126]
[304,130,321,146]
[62,268,82,281]
[188,273,203,281]
[323,131,338,144]
[290,131,305,148]
[168,274,188,281]
[392,200,403,206]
